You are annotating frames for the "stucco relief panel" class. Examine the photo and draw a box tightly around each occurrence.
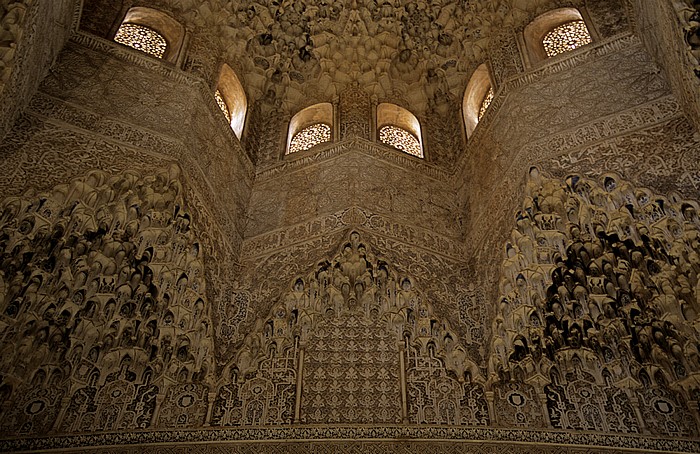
[491,44,670,151]
[246,150,461,240]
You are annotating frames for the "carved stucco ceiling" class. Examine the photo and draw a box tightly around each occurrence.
[157,1,577,113]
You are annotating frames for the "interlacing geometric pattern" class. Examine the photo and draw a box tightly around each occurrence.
[215,90,231,122]
[479,88,494,121]
[542,21,592,58]
[379,125,423,158]
[288,123,331,154]
[114,24,167,59]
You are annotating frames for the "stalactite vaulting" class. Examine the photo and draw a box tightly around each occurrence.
[2,0,700,453]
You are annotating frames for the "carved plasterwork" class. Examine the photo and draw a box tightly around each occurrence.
[0,166,216,436]
[216,231,484,426]
[0,0,78,141]
[0,0,699,452]
[489,168,700,436]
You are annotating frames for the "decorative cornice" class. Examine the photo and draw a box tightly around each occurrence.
[255,138,452,183]
[1,426,697,453]
[241,206,465,261]
[71,32,200,85]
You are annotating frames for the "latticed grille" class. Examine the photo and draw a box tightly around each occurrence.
[478,87,494,121]
[215,90,231,122]
[542,20,592,58]
[379,125,423,158]
[288,123,331,154]
[114,23,167,58]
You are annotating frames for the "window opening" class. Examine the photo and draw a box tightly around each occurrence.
[542,20,592,58]
[478,88,494,121]
[379,125,423,158]
[114,23,167,58]
[288,123,331,154]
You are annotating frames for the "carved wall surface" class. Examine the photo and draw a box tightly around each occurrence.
[1,1,700,453]
[0,0,77,141]
[488,169,700,437]
[0,166,215,436]
[215,232,485,426]
[246,144,460,240]
[457,34,696,326]
[634,0,700,132]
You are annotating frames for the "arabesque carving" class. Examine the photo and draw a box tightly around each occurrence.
[214,231,483,426]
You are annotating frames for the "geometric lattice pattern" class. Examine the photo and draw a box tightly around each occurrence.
[478,88,494,121]
[215,90,231,122]
[288,123,331,154]
[114,23,167,58]
[379,125,423,158]
[542,20,592,58]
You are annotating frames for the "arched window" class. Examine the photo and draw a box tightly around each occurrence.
[523,8,594,66]
[462,64,493,138]
[286,103,333,155]
[113,7,185,63]
[215,64,247,139]
[376,103,423,158]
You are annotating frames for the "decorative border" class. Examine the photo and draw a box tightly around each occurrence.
[71,32,200,85]
[28,92,186,160]
[2,425,698,453]
[241,206,466,261]
[255,138,451,183]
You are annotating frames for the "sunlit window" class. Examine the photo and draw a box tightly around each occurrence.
[114,23,167,58]
[542,20,592,58]
[478,88,494,121]
[215,90,231,122]
[379,125,423,158]
[288,123,331,154]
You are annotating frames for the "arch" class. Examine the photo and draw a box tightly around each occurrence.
[114,7,185,63]
[523,8,594,65]
[286,103,333,155]
[216,64,248,139]
[462,63,493,138]
[376,103,423,158]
